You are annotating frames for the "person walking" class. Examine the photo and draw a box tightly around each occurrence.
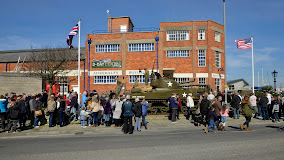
[0,95,8,131]
[133,98,142,132]
[214,96,222,128]
[249,93,257,118]
[122,95,134,134]
[205,106,220,134]
[57,96,66,127]
[168,93,178,123]
[47,96,56,127]
[112,96,123,127]
[240,96,255,131]
[219,104,229,131]
[91,97,100,127]
[103,97,112,127]
[259,93,269,120]
[200,95,210,126]
[231,92,241,119]
[142,99,150,129]
[186,93,194,120]
[7,98,19,133]
[272,97,280,123]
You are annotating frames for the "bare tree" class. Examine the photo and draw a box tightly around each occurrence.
[25,47,80,97]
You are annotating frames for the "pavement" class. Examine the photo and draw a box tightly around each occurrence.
[0,114,283,138]
[0,115,283,160]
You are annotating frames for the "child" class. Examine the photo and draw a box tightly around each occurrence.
[272,102,280,123]
[205,106,220,134]
[219,104,229,131]
[80,106,87,128]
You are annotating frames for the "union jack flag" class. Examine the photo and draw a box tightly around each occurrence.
[234,38,252,49]
[66,23,79,48]
[103,58,111,63]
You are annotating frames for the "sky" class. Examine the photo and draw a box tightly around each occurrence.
[0,0,284,87]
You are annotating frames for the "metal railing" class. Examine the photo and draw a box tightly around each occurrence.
[92,27,159,34]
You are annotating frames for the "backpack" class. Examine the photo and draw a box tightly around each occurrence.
[9,105,19,120]
[123,101,133,117]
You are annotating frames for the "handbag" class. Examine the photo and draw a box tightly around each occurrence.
[35,110,42,116]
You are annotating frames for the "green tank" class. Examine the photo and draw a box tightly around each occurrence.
[129,72,211,114]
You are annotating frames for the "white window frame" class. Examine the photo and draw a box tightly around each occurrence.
[215,78,221,90]
[94,76,118,84]
[120,25,127,32]
[95,44,120,53]
[215,31,220,42]
[198,78,206,84]
[174,77,190,83]
[198,50,206,67]
[128,43,155,52]
[198,30,205,40]
[215,51,221,68]
[129,75,149,83]
[167,50,190,57]
[166,30,189,41]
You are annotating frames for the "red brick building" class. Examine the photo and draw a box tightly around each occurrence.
[85,16,225,94]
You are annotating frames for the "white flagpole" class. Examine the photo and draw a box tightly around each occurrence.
[252,36,254,93]
[78,19,81,105]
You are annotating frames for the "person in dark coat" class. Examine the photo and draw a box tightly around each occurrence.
[231,93,241,119]
[122,95,134,134]
[7,98,19,133]
[103,97,112,127]
[259,93,269,120]
[133,98,142,131]
[18,95,28,130]
[200,95,211,123]
[57,97,66,127]
[69,93,78,121]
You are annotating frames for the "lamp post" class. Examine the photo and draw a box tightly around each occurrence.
[218,68,224,93]
[88,39,91,93]
[155,36,159,73]
[272,69,278,91]
[223,0,227,104]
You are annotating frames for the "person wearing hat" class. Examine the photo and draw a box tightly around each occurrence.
[168,93,179,123]
[186,93,194,120]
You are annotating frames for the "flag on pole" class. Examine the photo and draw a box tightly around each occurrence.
[103,58,111,63]
[234,38,252,49]
[66,23,79,48]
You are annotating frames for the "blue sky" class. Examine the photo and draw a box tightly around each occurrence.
[0,0,284,87]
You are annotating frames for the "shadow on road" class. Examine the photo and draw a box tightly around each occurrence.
[228,125,241,130]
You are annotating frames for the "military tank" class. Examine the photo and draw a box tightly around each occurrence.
[130,72,211,114]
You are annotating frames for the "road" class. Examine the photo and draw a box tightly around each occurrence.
[0,122,283,160]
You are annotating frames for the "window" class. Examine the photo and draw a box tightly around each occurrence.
[120,25,127,32]
[129,75,149,83]
[229,85,235,90]
[215,51,221,68]
[198,30,205,40]
[94,76,118,84]
[198,50,206,67]
[215,31,220,42]
[166,30,189,41]
[199,78,206,89]
[128,43,155,52]
[175,78,190,83]
[167,50,190,57]
[95,44,120,53]
[215,79,221,91]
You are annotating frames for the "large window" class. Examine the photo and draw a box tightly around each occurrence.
[215,31,220,42]
[94,76,118,84]
[129,75,148,83]
[198,30,205,40]
[128,43,155,52]
[215,51,221,68]
[95,44,120,53]
[198,50,206,67]
[215,79,221,91]
[167,50,190,57]
[166,30,189,41]
[199,78,206,89]
[175,78,190,83]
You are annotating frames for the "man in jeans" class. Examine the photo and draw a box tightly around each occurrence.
[186,93,194,120]
[168,93,178,123]
[231,92,241,119]
[259,93,269,120]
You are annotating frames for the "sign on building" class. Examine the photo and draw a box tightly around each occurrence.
[92,60,122,68]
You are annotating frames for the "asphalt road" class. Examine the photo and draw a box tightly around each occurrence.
[0,123,283,160]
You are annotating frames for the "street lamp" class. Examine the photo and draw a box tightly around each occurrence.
[218,68,224,93]
[88,39,91,93]
[155,36,159,73]
[272,69,278,91]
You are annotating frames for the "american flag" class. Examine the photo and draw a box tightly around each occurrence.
[234,38,252,49]
[103,58,111,63]
[66,23,79,48]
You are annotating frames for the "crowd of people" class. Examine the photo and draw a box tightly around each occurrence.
[0,90,150,134]
[167,91,284,134]
[0,89,283,134]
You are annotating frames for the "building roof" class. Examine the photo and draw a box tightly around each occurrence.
[227,79,249,86]
[0,48,85,63]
